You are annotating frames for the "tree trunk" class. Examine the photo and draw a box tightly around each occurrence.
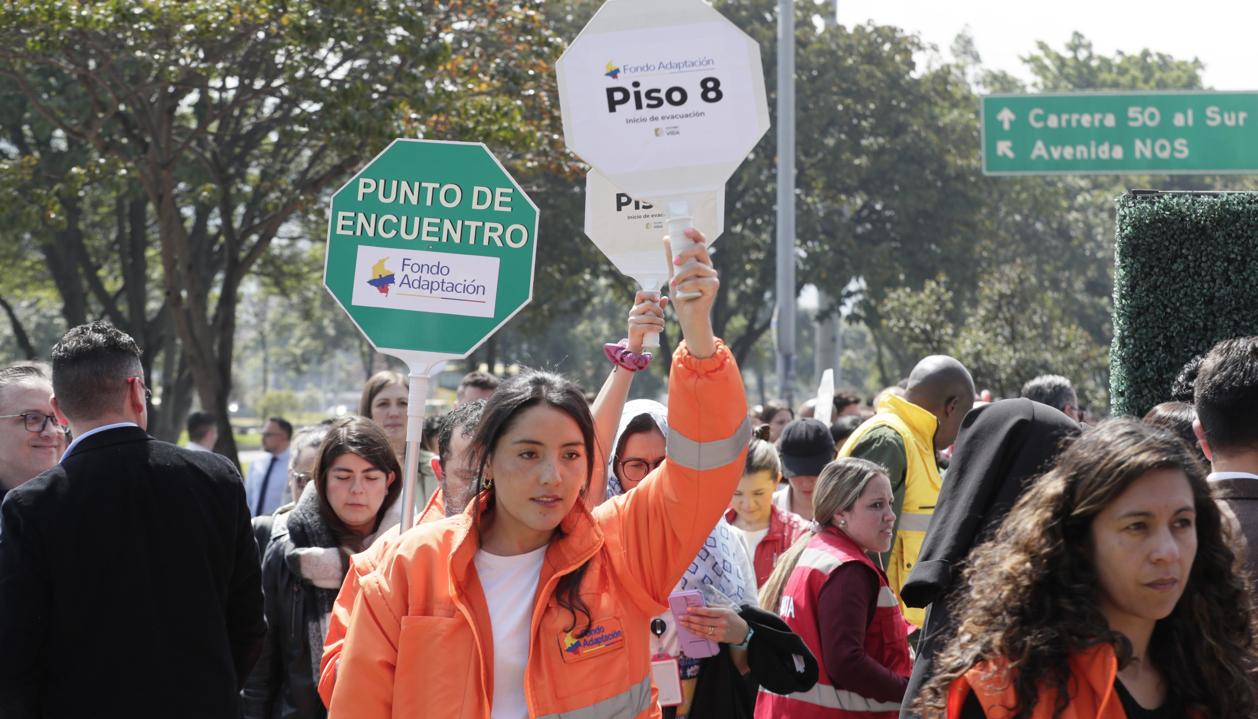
[485,334,498,376]
[0,295,37,359]
[42,228,88,329]
[752,352,768,406]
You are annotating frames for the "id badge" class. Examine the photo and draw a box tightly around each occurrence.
[650,657,683,707]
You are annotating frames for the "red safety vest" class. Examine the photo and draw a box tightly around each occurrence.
[756,527,911,719]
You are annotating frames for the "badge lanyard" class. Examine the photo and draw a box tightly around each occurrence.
[650,617,683,706]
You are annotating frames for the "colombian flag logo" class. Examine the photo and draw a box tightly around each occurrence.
[604,61,621,80]
[366,257,396,296]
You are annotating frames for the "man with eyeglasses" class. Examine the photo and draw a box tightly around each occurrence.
[0,321,265,718]
[0,362,65,503]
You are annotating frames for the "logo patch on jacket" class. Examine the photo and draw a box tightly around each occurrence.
[558,618,625,662]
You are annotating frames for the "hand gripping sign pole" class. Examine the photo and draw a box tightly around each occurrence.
[558,0,769,327]
[583,170,724,347]
[324,139,539,531]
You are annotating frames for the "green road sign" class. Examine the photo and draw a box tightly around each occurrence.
[982,92,1258,175]
[324,139,538,360]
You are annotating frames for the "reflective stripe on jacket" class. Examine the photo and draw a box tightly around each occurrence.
[756,527,911,719]
[326,341,750,719]
[839,394,941,627]
[317,486,445,705]
[945,644,1204,719]
[726,505,810,587]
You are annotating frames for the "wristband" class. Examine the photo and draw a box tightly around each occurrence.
[734,625,754,649]
[604,339,653,372]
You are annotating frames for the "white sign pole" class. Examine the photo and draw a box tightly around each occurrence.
[665,200,701,302]
[815,369,834,426]
[388,350,455,531]
[400,371,428,532]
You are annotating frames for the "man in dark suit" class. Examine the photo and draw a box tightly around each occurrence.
[0,321,266,718]
[1194,336,1258,579]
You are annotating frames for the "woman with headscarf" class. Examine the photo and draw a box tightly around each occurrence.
[603,395,758,717]
[590,290,758,717]
[897,398,1079,718]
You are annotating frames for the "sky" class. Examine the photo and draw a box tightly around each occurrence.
[836,0,1258,91]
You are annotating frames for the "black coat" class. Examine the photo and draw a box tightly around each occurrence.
[242,489,346,719]
[0,426,266,719]
[898,400,1078,718]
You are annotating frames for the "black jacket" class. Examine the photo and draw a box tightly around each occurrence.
[687,605,818,719]
[898,400,1078,718]
[242,489,346,719]
[0,426,266,719]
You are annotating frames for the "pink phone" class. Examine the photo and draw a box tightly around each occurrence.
[668,590,718,658]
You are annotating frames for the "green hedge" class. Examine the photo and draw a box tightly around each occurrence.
[1111,191,1258,416]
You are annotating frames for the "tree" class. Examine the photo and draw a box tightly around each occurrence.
[0,1,558,462]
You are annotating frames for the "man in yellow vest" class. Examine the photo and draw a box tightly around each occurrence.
[838,355,974,628]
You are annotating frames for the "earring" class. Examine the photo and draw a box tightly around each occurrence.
[482,477,494,491]
[838,520,847,528]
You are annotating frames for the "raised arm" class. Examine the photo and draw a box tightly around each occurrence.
[589,290,668,505]
[596,229,751,609]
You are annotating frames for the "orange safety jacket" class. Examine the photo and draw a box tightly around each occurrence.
[945,643,1204,719]
[325,341,750,719]
[317,485,446,706]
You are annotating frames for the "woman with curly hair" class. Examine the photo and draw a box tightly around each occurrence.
[915,419,1256,719]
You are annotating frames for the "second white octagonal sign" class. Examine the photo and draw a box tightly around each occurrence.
[556,0,771,202]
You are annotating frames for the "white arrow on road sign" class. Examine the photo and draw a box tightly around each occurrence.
[996,107,1016,131]
[996,140,1015,159]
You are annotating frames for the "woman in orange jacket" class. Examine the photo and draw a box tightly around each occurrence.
[914,419,1256,719]
[325,229,751,719]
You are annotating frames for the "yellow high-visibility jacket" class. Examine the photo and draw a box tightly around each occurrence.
[839,393,941,627]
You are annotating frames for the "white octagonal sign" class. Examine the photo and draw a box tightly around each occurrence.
[556,0,770,201]
[584,169,723,292]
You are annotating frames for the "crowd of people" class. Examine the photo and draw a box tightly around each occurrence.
[2,229,1258,718]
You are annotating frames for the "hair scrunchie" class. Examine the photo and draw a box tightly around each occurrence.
[603,339,652,372]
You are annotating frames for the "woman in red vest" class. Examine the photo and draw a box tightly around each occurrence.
[755,457,913,718]
[914,419,1256,718]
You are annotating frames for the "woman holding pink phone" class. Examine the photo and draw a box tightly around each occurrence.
[591,285,758,718]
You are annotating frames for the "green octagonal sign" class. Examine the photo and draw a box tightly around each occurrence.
[324,139,538,365]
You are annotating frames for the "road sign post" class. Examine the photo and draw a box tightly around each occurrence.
[983,92,1258,175]
[557,0,769,310]
[324,139,538,529]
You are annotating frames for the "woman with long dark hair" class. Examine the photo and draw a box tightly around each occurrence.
[326,229,752,718]
[243,416,403,719]
[897,399,1079,717]
[916,419,1257,718]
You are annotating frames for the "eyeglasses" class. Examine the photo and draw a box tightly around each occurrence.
[0,412,68,434]
[289,471,312,485]
[128,376,152,404]
[618,457,665,483]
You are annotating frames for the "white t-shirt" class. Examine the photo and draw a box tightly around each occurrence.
[474,544,548,719]
[730,524,770,566]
